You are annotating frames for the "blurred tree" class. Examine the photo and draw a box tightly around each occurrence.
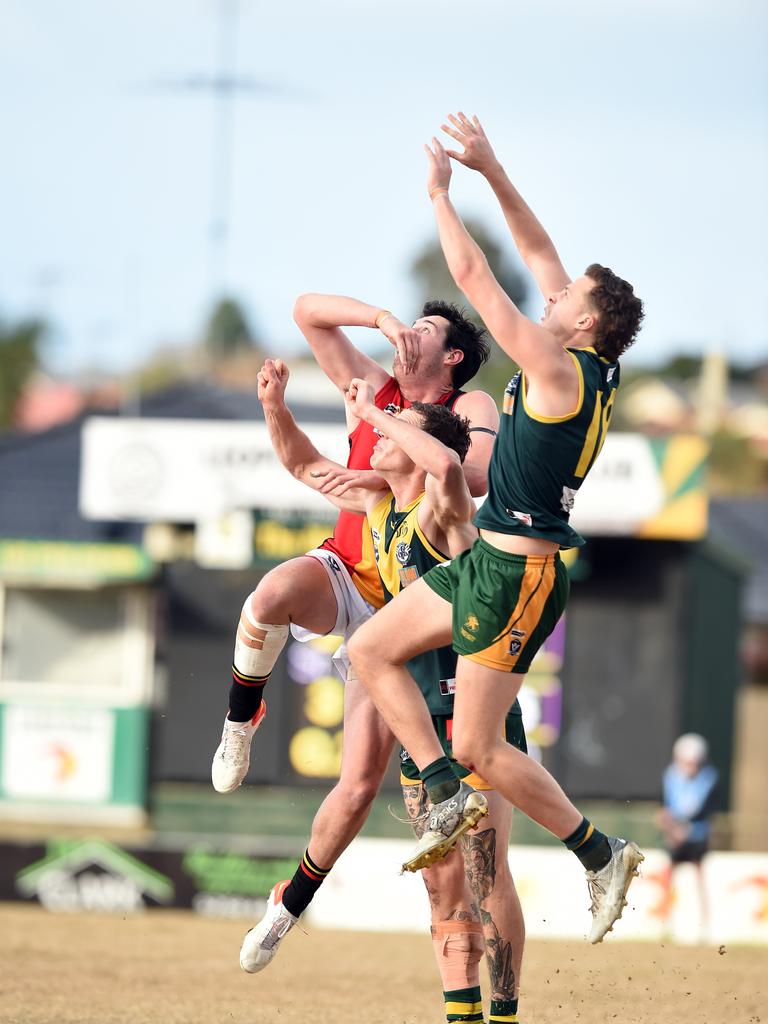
[204,297,259,357]
[657,354,703,380]
[410,218,530,398]
[0,317,44,429]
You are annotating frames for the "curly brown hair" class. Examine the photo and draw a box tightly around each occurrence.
[409,401,471,463]
[584,264,644,362]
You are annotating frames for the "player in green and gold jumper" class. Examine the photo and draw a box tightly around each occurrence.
[242,359,529,1023]
[349,113,646,950]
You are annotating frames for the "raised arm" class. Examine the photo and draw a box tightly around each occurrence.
[293,293,422,393]
[258,359,369,514]
[441,113,570,301]
[425,139,572,388]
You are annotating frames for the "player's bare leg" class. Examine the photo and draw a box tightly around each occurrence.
[240,674,394,974]
[213,556,340,793]
[449,659,643,943]
[403,781,487,1024]
[460,792,524,1017]
[351,586,643,941]
[300,672,395,867]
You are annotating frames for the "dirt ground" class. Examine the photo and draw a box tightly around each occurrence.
[0,904,764,1024]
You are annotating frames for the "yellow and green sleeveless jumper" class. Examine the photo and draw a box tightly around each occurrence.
[474,346,619,546]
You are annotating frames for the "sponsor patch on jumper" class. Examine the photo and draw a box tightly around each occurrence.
[398,566,419,588]
[560,486,576,514]
[506,509,533,527]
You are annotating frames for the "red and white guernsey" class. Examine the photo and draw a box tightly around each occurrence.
[319,376,464,609]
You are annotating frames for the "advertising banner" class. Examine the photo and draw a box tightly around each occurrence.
[2,836,766,946]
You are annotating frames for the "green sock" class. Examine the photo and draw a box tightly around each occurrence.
[489,996,518,1022]
[563,816,611,871]
[444,986,483,1023]
[420,756,460,805]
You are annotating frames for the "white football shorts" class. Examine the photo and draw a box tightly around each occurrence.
[290,548,376,682]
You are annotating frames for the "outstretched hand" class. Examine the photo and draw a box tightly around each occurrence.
[309,466,387,496]
[424,136,452,195]
[440,112,499,174]
[257,358,289,408]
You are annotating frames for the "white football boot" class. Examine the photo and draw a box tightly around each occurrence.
[401,780,489,873]
[586,835,644,943]
[240,880,297,973]
[211,701,267,794]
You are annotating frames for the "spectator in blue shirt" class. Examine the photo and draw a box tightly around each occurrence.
[656,733,719,934]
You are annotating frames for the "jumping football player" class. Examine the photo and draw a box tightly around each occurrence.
[350,114,646,944]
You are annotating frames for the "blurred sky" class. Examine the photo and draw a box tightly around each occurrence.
[2,0,767,375]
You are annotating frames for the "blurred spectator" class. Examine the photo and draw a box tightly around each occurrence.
[656,733,719,933]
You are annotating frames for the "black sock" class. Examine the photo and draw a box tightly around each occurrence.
[419,756,460,805]
[563,816,611,872]
[281,848,332,918]
[489,996,519,1022]
[227,664,268,723]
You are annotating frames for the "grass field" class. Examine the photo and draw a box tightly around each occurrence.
[1,903,764,1024]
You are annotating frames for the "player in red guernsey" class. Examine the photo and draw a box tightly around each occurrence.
[210,294,497,948]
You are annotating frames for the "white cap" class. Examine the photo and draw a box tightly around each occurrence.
[673,733,709,764]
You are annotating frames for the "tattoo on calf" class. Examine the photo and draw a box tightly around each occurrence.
[462,828,516,999]
[461,827,497,902]
[481,907,516,999]
[401,783,430,839]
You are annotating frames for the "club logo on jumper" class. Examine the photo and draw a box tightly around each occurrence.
[503,373,521,415]
[384,402,401,415]
[460,613,479,641]
[398,566,420,588]
[438,677,457,696]
[506,509,533,527]
[560,486,576,514]
[395,541,411,565]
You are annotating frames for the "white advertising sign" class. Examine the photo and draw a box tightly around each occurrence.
[570,433,665,534]
[308,840,768,945]
[2,706,114,802]
[80,417,349,522]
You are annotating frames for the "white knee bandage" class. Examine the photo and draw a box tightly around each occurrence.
[234,600,290,678]
[431,920,484,991]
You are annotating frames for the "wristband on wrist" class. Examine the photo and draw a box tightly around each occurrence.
[375,309,393,330]
[429,187,449,200]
